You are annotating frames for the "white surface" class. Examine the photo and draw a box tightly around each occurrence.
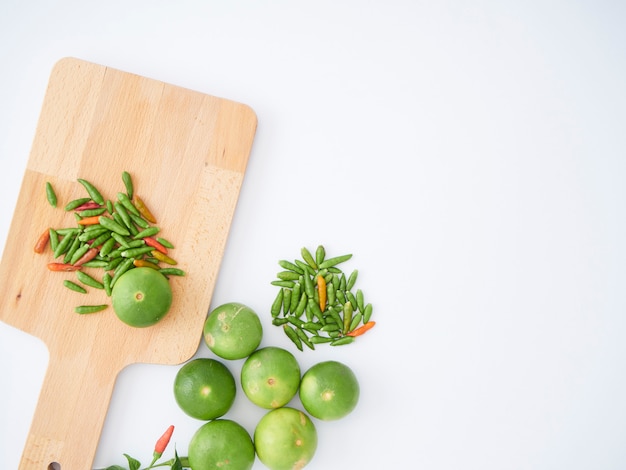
[1,1,626,469]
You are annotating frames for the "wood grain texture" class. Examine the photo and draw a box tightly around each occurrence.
[0,57,257,470]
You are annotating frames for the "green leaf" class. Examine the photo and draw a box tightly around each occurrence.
[170,449,183,470]
[102,466,127,470]
[123,453,141,470]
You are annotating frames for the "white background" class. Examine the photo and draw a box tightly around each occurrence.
[1,1,626,469]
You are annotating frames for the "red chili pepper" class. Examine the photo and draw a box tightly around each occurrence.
[144,236,168,254]
[47,262,82,272]
[150,425,174,465]
[73,247,100,266]
[73,201,102,211]
[34,228,51,254]
[346,321,376,337]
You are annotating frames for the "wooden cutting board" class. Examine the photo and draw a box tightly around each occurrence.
[0,58,257,469]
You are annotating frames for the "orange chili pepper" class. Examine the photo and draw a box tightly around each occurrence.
[317,274,327,312]
[346,321,376,337]
[47,262,82,272]
[133,195,156,223]
[34,228,51,254]
[144,236,168,254]
[76,215,101,225]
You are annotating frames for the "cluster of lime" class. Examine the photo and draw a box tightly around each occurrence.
[173,302,360,470]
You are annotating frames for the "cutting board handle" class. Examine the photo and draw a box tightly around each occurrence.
[19,350,120,470]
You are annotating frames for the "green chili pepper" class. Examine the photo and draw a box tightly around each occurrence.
[114,202,133,229]
[282,288,292,315]
[318,253,353,270]
[283,324,303,351]
[277,270,300,281]
[130,212,150,229]
[300,246,318,270]
[278,259,304,274]
[49,228,59,252]
[330,336,355,346]
[156,237,174,249]
[63,280,87,294]
[122,171,133,199]
[69,244,90,265]
[133,226,160,239]
[45,182,57,207]
[346,269,358,291]
[111,258,134,287]
[76,271,104,289]
[98,216,130,236]
[64,197,91,211]
[74,304,108,314]
[290,283,301,312]
[121,246,154,258]
[53,232,75,258]
[103,272,112,296]
[343,301,354,334]
[363,303,373,323]
[271,280,296,288]
[63,233,82,263]
[294,292,307,318]
[117,192,141,217]
[271,289,284,317]
[100,236,117,257]
[158,268,185,277]
[315,245,326,266]
[309,335,333,344]
[77,178,104,205]
[349,311,363,332]
[295,327,314,350]
[302,273,315,298]
[78,207,106,217]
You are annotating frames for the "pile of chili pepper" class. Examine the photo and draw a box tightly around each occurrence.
[35,171,185,315]
[270,245,375,349]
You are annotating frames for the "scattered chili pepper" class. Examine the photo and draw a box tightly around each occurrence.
[73,201,101,212]
[34,228,51,254]
[45,182,57,207]
[133,194,156,223]
[74,304,108,314]
[152,250,177,265]
[77,178,104,205]
[47,262,82,272]
[346,321,376,337]
[133,258,160,269]
[144,236,168,254]
[122,170,134,200]
[271,245,375,349]
[317,274,327,312]
[76,215,101,226]
[73,247,99,267]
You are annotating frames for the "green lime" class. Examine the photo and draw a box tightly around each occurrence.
[240,346,301,409]
[111,267,172,328]
[173,358,236,420]
[299,360,360,421]
[203,302,263,360]
[254,407,318,470]
[188,419,255,470]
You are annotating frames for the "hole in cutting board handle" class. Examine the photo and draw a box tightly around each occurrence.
[48,462,61,470]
